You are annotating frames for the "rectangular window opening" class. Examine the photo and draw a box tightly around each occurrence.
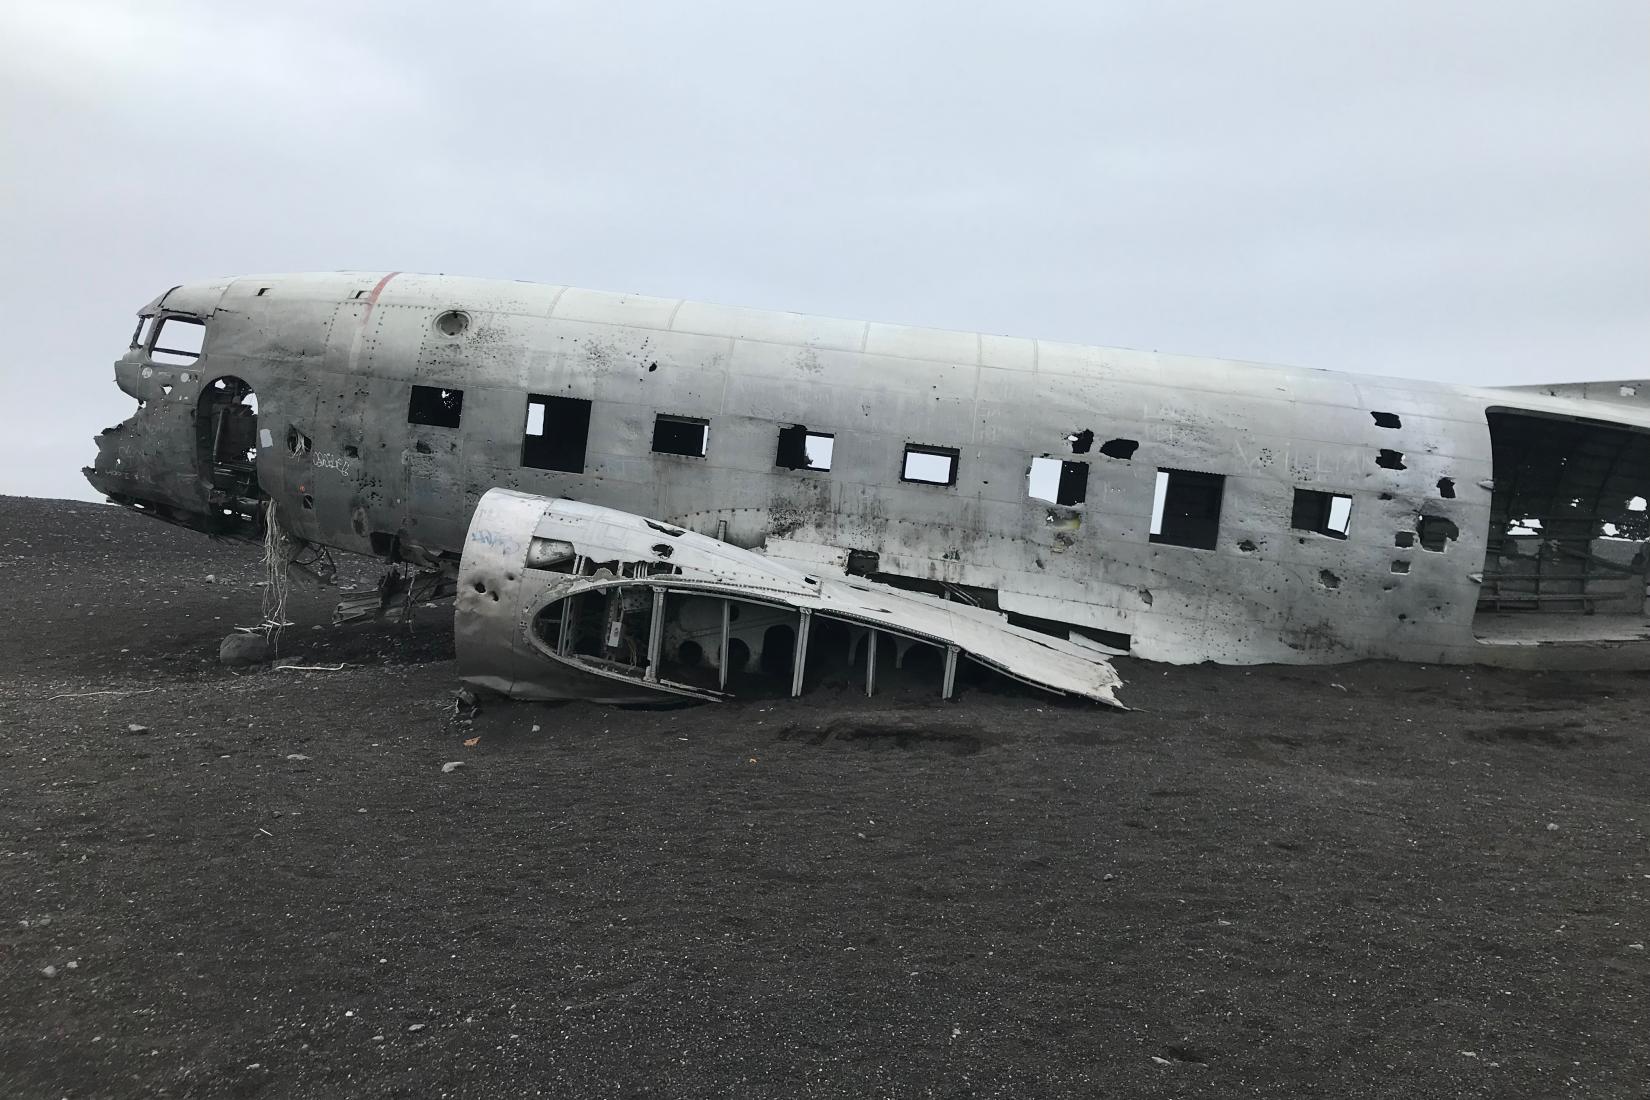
[521,394,593,472]
[1149,468,1225,550]
[775,424,834,471]
[902,444,959,486]
[1029,456,1088,505]
[407,384,464,428]
[1291,488,1353,540]
[652,414,709,458]
[150,317,205,365]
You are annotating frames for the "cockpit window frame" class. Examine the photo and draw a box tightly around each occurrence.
[147,314,207,365]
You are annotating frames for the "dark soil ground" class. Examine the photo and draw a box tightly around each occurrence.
[2,495,1648,1099]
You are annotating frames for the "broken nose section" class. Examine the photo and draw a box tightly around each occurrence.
[455,489,1125,707]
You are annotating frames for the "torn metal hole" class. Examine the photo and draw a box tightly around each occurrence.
[1371,412,1401,429]
[1416,515,1458,552]
[1376,449,1406,470]
[1099,438,1138,460]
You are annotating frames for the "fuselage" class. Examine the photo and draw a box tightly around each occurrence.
[87,271,1650,668]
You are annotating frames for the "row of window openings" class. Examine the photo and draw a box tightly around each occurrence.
[1148,469,1459,558]
[409,386,1457,552]
[410,385,1061,491]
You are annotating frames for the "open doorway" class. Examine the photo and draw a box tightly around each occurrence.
[195,376,265,537]
[1475,409,1650,642]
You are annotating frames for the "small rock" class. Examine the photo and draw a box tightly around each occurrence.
[441,761,465,774]
[407,1023,426,1033]
[1545,822,1559,832]
[286,753,311,762]
[40,965,58,979]
[204,574,216,584]
[1150,1055,1171,1065]
[219,632,271,667]
[125,723,150,735]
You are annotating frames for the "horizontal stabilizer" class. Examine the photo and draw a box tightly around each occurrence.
[1504,379,1648,408]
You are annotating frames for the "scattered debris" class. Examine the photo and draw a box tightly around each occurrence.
[124,723,150,735]
[462,737,480,747]
[285,753,311,761]
[40,965,58,979]
[48,687,163,701]
[219,632,271,667]
[441,761,465,773]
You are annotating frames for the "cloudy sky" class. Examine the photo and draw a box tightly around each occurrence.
[3,0,1645,501]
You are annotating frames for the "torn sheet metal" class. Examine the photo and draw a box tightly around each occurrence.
[456,489,1124,707]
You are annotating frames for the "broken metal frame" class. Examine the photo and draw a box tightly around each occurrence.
[517,577,1029,704]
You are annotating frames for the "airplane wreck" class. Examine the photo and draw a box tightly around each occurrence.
[85,272,1650,705]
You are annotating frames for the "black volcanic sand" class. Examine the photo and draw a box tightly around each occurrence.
[2,494,1647,1099]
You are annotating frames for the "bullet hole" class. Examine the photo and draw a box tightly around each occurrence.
[1318,569,1341,589]
[415,440,433,455]
[1391,560,1411,574]
[1138,587,1154,607]
[1376,449,1406,470]
[473,581,486,594]
[1379,492,1394,501]
[1100,438,1139,460]
[1437,477,1456,499]
[1067,429,1094,454]
[344,445,359,458]
[1371,411,1402,429]
[1237,539,1258,552]
[651,543,674,558]
[647,362,659,372]
[1395,531,1416,548]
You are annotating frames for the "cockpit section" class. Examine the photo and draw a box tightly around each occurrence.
[85,283,267,539]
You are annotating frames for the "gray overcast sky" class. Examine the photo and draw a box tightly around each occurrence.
[3,0,1646,501]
